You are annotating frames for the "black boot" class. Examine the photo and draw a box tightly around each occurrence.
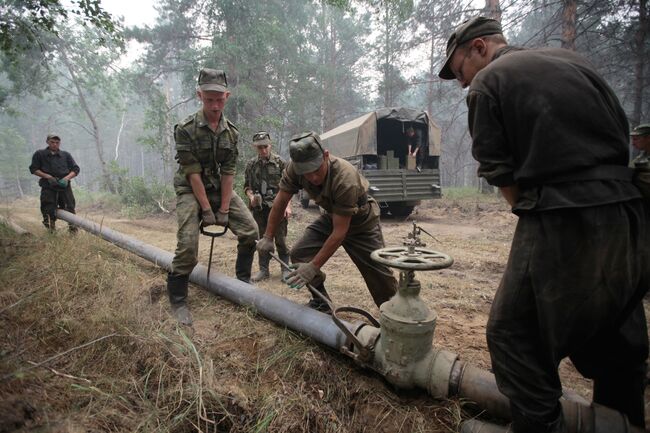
[235,249,255,283]
[306,283,332,314]
[278,253,291,281]
[167,273,192,325]
[251,253,271,283]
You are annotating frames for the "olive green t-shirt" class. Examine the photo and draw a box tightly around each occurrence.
[280,156,377,232]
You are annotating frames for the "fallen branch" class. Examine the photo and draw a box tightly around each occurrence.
[0,215,30,235]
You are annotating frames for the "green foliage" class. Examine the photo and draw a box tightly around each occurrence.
[0,0,122,58]
[116,176,175,217]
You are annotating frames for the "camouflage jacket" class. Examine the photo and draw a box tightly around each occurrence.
[244,153,286,208]
[173,110,239,195]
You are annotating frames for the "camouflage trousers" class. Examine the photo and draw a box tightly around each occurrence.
[290,208,397,307]
[170,190,259,276]
[252,206,289,257]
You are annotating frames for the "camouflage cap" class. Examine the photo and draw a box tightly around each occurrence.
[630,123,650,136]
[289,131,324,175]
[252,131,272,147]
[198,68,228,92]
[46,134,60,141]
[438,16,503,80]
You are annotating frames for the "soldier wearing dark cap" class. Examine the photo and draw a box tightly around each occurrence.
[29,134,79,233]
[167,68,258,325]
[256,131,397,312]
[440,16,649,432]
[244,132,292,282]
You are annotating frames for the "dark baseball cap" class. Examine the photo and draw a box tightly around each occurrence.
[630,123,650,136]
[438,16,503,80]
[252,131,272,147]
[198,68,228,92]
[46,134,60,141]
[289,131,325,175]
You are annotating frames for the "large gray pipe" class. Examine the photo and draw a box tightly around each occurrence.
[56,210,351,349]
[57,210,644,433]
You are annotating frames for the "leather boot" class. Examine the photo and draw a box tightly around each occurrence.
[306,283,332,314]
[167,273,192,325]
[235,249,255,283]
[251,253,271,283]
[279,253,291,281]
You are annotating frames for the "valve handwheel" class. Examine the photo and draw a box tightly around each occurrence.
[371,246,453,271]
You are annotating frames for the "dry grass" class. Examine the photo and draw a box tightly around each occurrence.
[0,214,464,433]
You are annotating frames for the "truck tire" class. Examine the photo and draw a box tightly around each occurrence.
[387,204,414,217]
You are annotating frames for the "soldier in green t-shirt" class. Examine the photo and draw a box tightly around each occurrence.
[244,132,292,282]
[256,131,397,313]
[167,68,258,325]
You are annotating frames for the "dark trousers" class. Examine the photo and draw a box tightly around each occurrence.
[486,200,649,432]
[290,212,397,307]
[40,185,76,229]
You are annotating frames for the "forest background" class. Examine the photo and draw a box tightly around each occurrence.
[0,0,648,213]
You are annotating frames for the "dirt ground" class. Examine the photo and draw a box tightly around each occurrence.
[1,194,648,431]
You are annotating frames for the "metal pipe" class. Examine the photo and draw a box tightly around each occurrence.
[56,210,351,349]
[58,210,643,433]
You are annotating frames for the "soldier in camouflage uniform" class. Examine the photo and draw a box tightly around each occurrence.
[630,124,649,165]
[167,68,258,325]
[244,132,292,282]
[256,131,397,313]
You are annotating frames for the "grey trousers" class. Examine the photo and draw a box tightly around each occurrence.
[486,200,649,432]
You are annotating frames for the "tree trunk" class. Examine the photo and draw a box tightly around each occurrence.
[59,46,116,192]
[561,0,577,50]
[483,0,502,21]
[632,0,648,127]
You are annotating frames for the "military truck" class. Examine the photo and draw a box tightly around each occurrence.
[300,107,442,217]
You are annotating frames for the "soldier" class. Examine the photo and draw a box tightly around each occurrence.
[256,131,397,313]
[439,16,649,432]
[630,123,649,164]
[29,134,79,233]
[167,68,258,325]
[244,132,292,282]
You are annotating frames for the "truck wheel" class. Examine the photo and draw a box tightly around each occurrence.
[388,205,414,217]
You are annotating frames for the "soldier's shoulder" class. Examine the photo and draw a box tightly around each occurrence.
[226,119,240,137]
[246,156,258,167]
[175,113,196,130]
[271,153,285,164]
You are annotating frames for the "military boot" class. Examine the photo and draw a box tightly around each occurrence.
[235,248,255,283]
[251,253,271,283]
[279,253,291,282]
[306,283,332,314]
[167,273,192,326]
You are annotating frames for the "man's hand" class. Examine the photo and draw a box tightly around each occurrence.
[201,208,217,227]
[256,235,275,255]
[286,262,319,289]
[215,209,229,227]
[47,177,59,187]
[284,206,292,219]
[57,178,69,188]
[250,193,262,209]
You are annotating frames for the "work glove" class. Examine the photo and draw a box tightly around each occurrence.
[285,262,319,289]
[201,208,217,227]
[47,177,59,187]
[57,178,69,188]
[256,235,275,255]
[215,209,229,227]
